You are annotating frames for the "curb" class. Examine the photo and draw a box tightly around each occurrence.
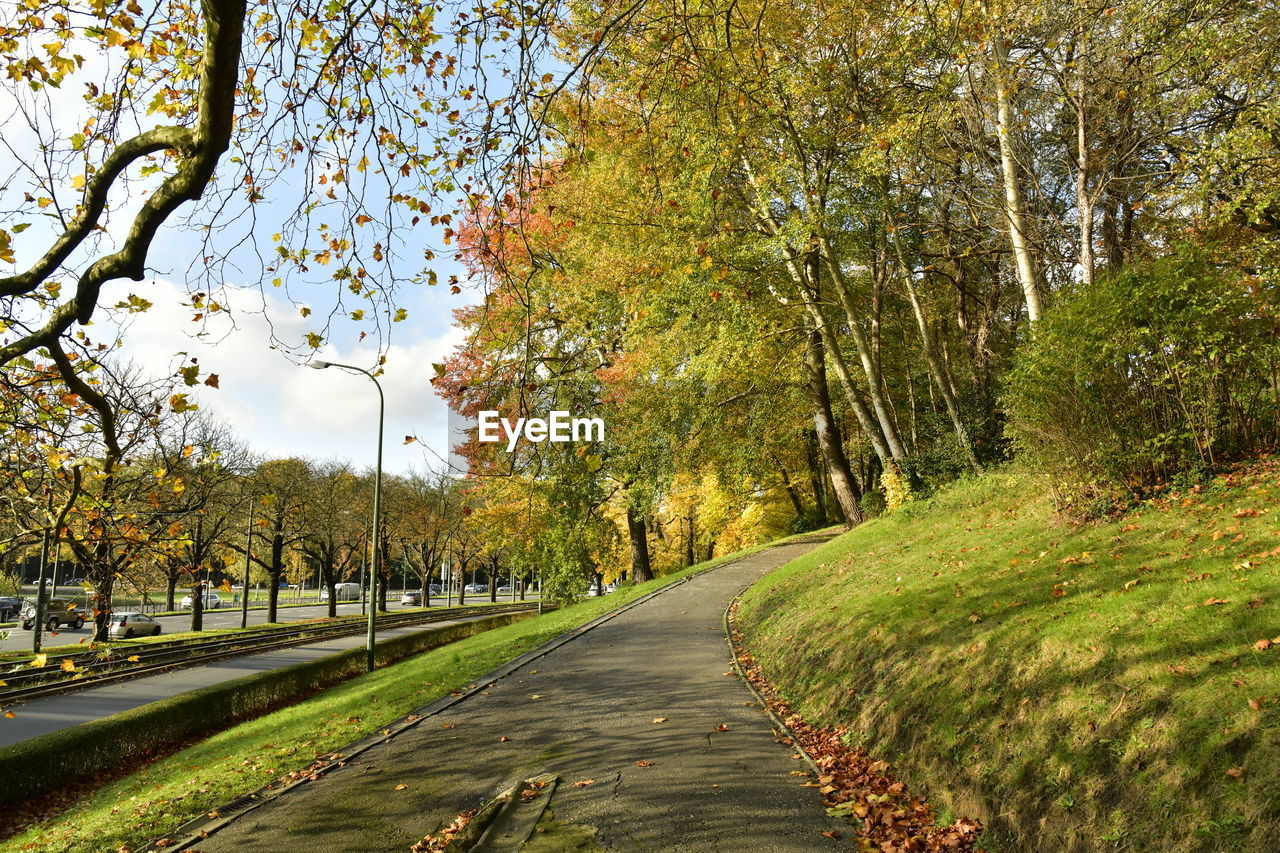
[722,576,826,780]
[144,557,749,852]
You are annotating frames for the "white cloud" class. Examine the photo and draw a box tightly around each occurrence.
[101,278,462,475]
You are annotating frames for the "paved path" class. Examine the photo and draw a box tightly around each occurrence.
[0,617,488,747]
[199,536,845,852]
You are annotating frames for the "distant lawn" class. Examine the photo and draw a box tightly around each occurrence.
[3,539,776,853]
[738,459,1280,852]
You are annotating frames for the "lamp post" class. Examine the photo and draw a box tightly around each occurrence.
[240,499,255,630]
[310,359,384,673]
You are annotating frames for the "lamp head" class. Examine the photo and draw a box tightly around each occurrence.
[309,360,332,370]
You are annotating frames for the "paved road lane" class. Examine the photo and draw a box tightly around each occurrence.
[198,536,845,853]
[0,595,538,654]
[0,615,490,747]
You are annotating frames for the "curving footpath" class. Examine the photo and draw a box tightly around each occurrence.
[193,534,846,852]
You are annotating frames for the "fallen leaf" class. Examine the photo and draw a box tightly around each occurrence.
[1248,697,1263,711]
[820,830,841,839]
[30,653,47,668]
[3,711,15,719]
[127,655,140,662]
[716,723,730,732]
[652,717,668,724]
[1203,597,1229,606]
[1226,767,1245,779]
[499,736,509,742]
[530,694,542,700]
[1233,508,1263,518]
[61,659,76,672]
[395,784,409,790]
[635,760,653,767]
[572,779,596,788]
[1255,639,1274,651]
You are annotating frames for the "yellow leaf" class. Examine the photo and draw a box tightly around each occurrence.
[71,174,86,189]
[127,655,140,662]
[61,658,76,672]
[30,653,47,668]
[3,711,14,719]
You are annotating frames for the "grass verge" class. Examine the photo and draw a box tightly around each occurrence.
[2,540,773,853]
[737,459,1280,852]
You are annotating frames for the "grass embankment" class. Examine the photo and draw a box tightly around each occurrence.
[2,542,770,853]
[738,460,1280,852]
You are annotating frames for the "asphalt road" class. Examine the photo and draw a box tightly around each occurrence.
[0,612,501,748]
[197,535,846,853]
[0,594,539,654]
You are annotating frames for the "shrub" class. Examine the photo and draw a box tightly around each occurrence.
[1004,245,1280,510]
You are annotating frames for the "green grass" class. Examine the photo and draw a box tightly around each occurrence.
[738,459,1280,852]
[2,541,772,853]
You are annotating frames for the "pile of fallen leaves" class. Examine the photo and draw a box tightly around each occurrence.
[728,603,982,853]
[410,807,477,852]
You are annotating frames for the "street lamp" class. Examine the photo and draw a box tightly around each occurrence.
[310,359,384,672]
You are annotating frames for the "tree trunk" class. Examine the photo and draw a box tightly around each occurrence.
[166,575,178,611]
[1074,52,1095,286]
[885,214,982,474]
[326,579,337,617]
[805,430,829,522]
[267,534,284,623]
[814,245,909,464]
[190,582,204,633]
[804,326,865,526]
[627,504,654,582]
[992,36,1042,322]
[684,508,696,567]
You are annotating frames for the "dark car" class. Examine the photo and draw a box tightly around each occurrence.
[0,596,21,621]
[20,597,89,630]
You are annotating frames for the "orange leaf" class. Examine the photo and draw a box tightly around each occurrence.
[716,723,730,732]
[572,779,596,788]
[635,760,653,767]
[1226,767,1245,779]
[394,784,409,790]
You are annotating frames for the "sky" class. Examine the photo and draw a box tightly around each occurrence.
[0,24,497,478]
[99,274,476,477]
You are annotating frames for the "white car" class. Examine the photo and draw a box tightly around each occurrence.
[109,611,163,639]
[179,592,222,610]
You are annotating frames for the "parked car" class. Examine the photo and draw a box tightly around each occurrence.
[179,591,222,610]
[464,583,488,594]
[108,611,162,639]
[496,585,514,594]
[0,596,21,621]
[20,597,89,630]
[401,591,422,606]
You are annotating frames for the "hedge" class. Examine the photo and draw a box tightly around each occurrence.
[0,610,532,807]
